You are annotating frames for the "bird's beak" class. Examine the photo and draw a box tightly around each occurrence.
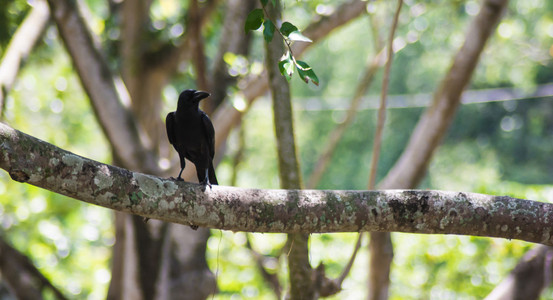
[193,91,210,102]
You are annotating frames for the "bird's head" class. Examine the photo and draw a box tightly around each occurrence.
[177,89,210,110]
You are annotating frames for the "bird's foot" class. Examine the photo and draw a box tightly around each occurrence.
[169,176,185,181]
[200,180,212,191]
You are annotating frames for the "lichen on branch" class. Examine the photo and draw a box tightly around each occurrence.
[1,122,552,245]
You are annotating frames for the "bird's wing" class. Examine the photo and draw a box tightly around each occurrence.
[166,112,176,145]
[200,111,216,159]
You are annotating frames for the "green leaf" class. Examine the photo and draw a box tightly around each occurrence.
[278,52,294,80]
[244,9,264,33]
[295,60,319,86]
[288,31,312,43]
[263,20,275,43]
[295,60,311,71]
[260,0,269,6]
[280,22,298,37]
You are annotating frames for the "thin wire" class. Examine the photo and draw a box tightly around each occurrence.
[211,230,223,300]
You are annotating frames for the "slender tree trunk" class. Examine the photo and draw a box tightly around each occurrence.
[264,1,313,299]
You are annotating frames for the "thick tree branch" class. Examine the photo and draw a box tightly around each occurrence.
[1,123,552,245]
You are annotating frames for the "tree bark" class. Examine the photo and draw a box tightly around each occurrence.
[1,122,553,245]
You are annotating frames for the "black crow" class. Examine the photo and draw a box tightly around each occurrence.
[166,89,218,187]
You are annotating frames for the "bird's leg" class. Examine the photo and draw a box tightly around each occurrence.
[202,168,212,190]
[170,155,186,181]
[175,167,185,181]
[171,168,184,181]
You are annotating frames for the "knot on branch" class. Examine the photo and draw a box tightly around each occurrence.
[9,169,29,183]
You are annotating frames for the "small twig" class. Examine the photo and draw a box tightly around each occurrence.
[245,234,282,299]
[337,234,363,285]
[260,3,296,61]
[367,0,403,189]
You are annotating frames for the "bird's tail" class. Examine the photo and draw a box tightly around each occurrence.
[209,163,218,185]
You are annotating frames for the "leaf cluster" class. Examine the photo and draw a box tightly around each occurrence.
[244,1,319,86]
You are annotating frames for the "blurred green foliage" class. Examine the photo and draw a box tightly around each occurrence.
[1,32,112,298]
[1,0,552,299]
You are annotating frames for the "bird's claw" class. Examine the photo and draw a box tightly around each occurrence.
[169,176,184,181]
[200,180,212,191]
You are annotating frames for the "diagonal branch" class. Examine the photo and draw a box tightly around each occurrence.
[485,245,553,300]
[379,0,509,190]
[0,237,68,300]
[0,0,50,119]
[46,0,158,173]
[1,122,552,245]
[245,234,282,299]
